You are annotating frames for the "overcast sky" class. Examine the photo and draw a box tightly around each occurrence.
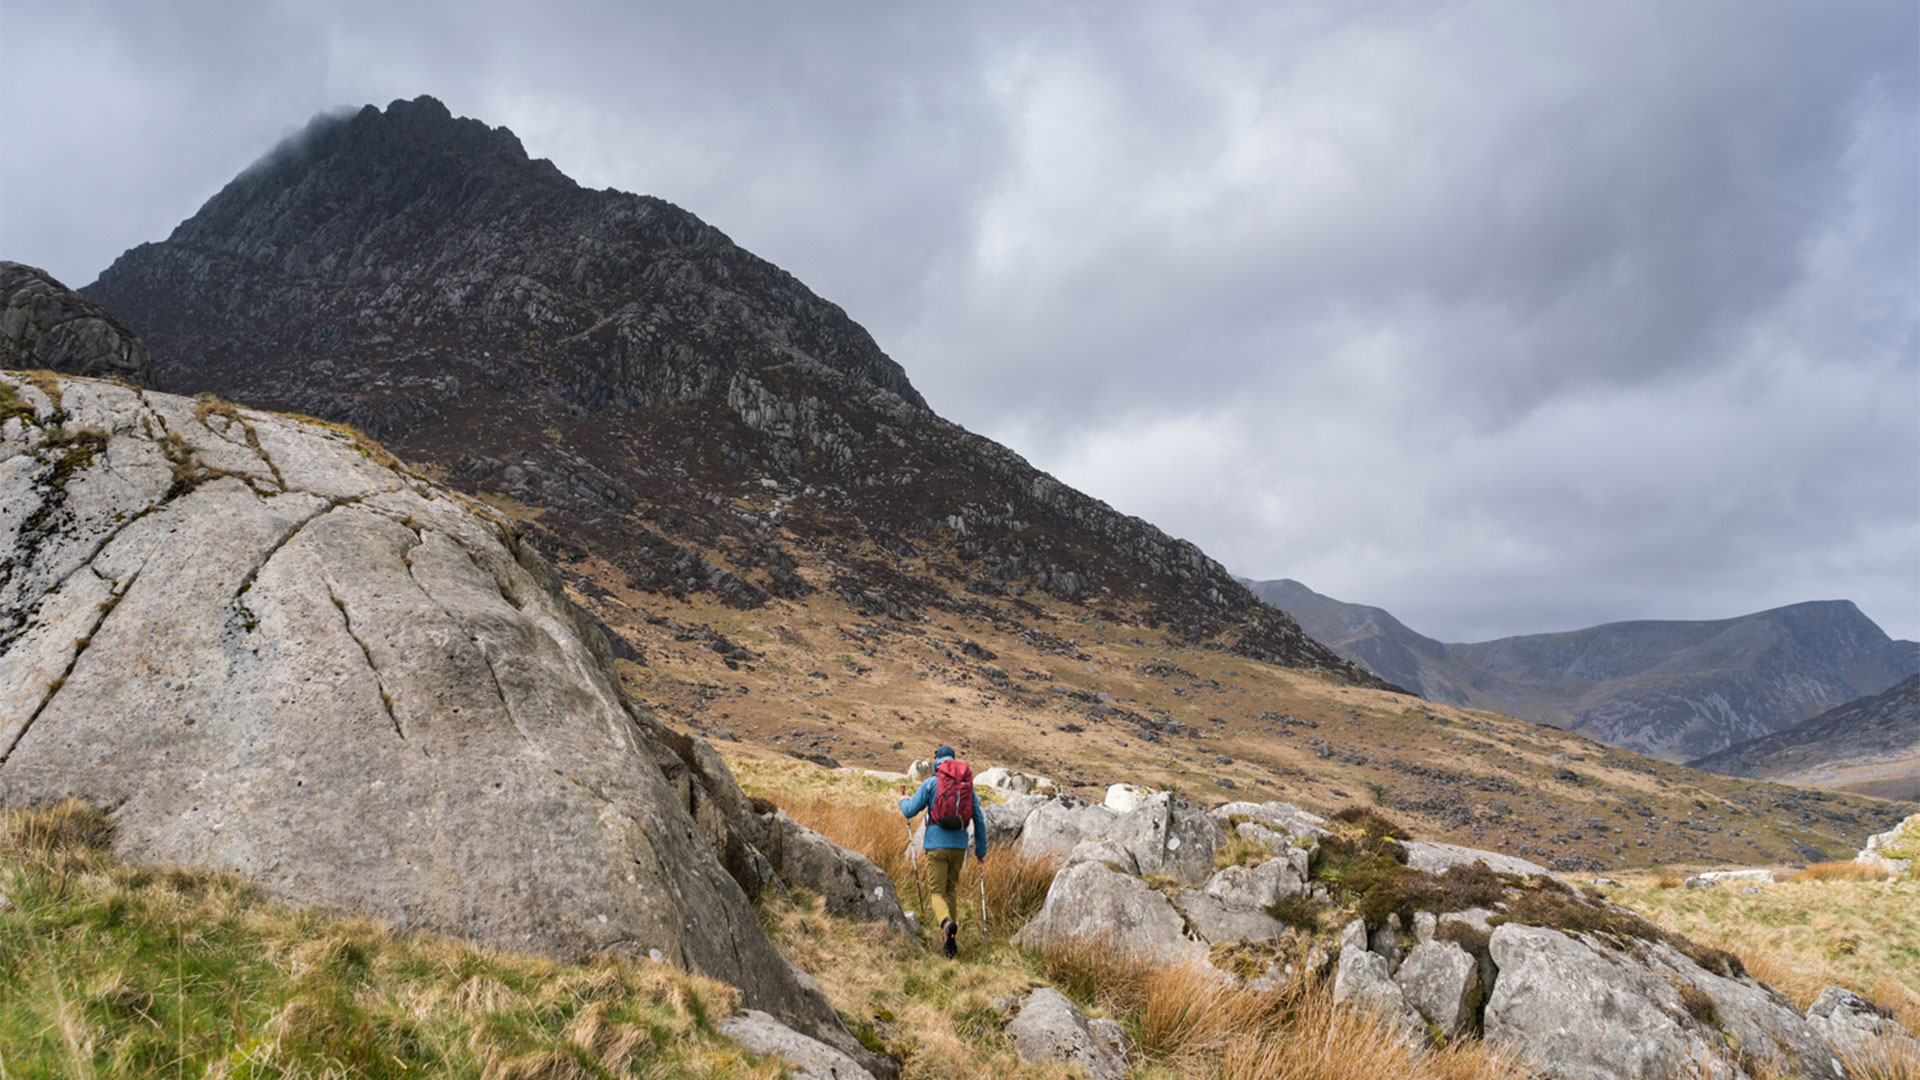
[4,0,1915,642]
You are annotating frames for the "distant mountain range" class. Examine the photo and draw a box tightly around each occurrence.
[1245,578,1920,763]
[1689,673,1920,800]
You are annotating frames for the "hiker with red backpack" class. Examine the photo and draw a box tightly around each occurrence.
[898,745,988,958]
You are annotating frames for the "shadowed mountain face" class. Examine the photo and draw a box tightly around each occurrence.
[82,95,1377,683]
[1247,578,1919,762]
[1690,674,1920,800]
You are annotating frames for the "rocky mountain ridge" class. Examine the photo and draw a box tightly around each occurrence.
[82,95,1374,682]
[1691,673,1920,800]
[1249,578,1919,762]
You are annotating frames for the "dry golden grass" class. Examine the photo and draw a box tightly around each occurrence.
[1614,872,1920,1035]
[1783,859,1897,883]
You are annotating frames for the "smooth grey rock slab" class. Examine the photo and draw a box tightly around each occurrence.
[0,375,850,1049]
[719,1010,876,1080]
[1394,940,1479,1037]
[1006,988,1128,1080]
[1012,861,1205,964]
[1014,794,1117,859]
[1402,840,1550,879]
[1107,791,1218,884]
[1177,888,1286,944]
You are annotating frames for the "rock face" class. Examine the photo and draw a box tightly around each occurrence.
[1854,813,1920,876]
[1484,925,1841,1080]
[1402,840,1552,879]
[1004,988,1129,1080]
[1805,987,1920,1064]
[1011,861,1204,965]
[1251,577,1919,762]
[1691,673,1920,801]
[0,373,866,1056]
[81,96,1389,683]
[1,262,156,388]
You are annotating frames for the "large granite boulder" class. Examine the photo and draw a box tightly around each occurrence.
[756,809,910,932]
[0,374,865,1059]
[1394,940,1480,1038]
[1176,888,1286,944]
[1332,944,1426,1044]
[1106,791,1218,884]
[1005,988,1129,1080]
[1484,925,1841,1080]
[1805,986,1920,1064]
[981,792,1047,850]
[1,262,156,388]
[1013,794,1117,859]
[1012,861,1204,965]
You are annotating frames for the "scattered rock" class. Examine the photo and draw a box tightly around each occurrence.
[1806,986,1920,1064]
[718,1010,876,1080]
[1105,782,1155,813]
[1005,988,1129,1080]
[1106,792,1219,885]
[1333,945,1426,1045]
[979,766,1044,796]
[1402,841,1551,879]
[1855,813,1919,876]
[1013,861,1205,965]
[1014,795,1118,860]
[1683,876,1718,890]
[1177,888,1287,944]
[1394,940,1481,1038]
[1202,859,1305,910]
[1696,869,1773,886]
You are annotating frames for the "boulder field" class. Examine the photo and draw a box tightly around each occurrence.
[0,372,895,1069]
[996,786,1900,1080]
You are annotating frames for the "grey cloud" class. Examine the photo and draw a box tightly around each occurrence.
[2,0,1913,640]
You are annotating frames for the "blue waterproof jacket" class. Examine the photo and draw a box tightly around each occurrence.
[900,775,987,857]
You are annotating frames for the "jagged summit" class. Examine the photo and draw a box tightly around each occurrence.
[89,94,926,431]
[81,96,1381,690]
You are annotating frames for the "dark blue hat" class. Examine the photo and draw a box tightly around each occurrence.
[935,745,955,761]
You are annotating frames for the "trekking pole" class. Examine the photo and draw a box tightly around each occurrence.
[977,853,991,952]
[899,787,927,926]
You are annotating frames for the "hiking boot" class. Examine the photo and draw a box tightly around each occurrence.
[942,919,958,958]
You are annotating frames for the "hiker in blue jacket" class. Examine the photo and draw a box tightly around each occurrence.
[899,744,987,957]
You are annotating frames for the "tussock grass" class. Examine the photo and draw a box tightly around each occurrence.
[1613,871,1920,1035]
[1784,860,1897,883]
[0,801,782,1080]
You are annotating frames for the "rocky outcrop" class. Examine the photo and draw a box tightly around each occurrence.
[1854,813,1919,876]
[1005,988,1129,1080]
[1692,673,1920,800]
[1,262,156,388]
[1013,794,1118,859]
[1011,861,1205,965]
[1484,925,1840,1080]
[1805,987,1920,1065]
[1402,840,1552,879]
[0,373,874,1061]
[1253,577,1919,762]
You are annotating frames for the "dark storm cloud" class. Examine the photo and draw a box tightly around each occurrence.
[3,0,1914,641]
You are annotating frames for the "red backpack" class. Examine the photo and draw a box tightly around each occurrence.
[931,759,975,830]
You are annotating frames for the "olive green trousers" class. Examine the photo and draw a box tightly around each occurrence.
[923,847,966,927]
